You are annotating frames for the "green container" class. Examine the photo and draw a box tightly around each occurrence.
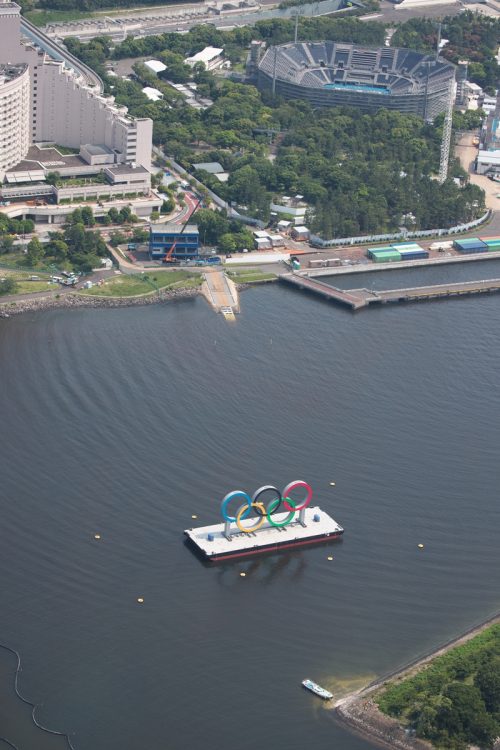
[372,250,402,263]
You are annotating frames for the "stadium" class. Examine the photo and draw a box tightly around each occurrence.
[256,42,456,120]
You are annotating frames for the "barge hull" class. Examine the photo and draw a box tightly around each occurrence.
[184,506,344,562]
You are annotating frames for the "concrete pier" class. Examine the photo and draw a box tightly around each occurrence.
[279,272,500,310]
[201,270,239,317]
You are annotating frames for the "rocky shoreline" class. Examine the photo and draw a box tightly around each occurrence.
[332,613,500,750]
[334,696,431,750]
[0,287,201,317]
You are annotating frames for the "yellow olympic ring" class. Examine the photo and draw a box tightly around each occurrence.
[236,502,266,534]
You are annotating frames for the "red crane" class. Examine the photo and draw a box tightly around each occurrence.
[162,196,202,264]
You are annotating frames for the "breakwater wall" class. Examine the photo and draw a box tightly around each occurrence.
[0,287,200,318]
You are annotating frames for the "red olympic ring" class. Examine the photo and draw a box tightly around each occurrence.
[282,480,313,512]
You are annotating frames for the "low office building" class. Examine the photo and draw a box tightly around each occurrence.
[150,223,199,260]
[185,47,224,71]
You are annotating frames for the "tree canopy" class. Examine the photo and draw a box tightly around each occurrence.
[377,624,500,750]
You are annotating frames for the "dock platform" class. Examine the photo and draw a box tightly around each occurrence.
[185,506,343,562]
[280,272,500,311]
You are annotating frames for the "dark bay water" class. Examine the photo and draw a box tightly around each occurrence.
[328,257,500,291]
[1,284,500,749]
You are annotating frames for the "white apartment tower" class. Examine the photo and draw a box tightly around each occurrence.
[0,62,30,177]
[0,0,152,179]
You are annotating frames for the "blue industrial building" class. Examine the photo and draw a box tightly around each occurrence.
[150,223,199,260]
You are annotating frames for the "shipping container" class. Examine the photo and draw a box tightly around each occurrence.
[367,246,394,258]
[453,238,488,252]
[370,250,402,263]
[398,249,429,260]
[326,258,341,267]
[391,243,424,251]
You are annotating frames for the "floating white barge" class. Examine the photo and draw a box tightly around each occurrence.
[184,506,343,561]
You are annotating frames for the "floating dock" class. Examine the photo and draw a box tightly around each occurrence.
[184,506,343,561]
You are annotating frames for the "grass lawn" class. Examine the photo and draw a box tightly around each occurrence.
[78,271,201,297]
[227,269,277,284]
[0,268,56,295]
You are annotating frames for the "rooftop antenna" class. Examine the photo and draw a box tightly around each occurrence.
[272,46,277,98]
[294,8,300,44]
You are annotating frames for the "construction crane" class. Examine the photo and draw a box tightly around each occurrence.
[162,197,202,264]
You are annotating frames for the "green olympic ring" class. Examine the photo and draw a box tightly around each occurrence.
[266,497,297,527]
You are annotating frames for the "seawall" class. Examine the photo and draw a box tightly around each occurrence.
[0,287,200,317]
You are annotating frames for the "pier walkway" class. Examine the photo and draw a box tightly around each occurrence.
[279,272,500,310]
[202,270,239,317]
[279,273,373,309]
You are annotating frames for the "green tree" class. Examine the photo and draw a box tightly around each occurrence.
[218,233,237,254]
[26,237,44,265]
[81,206,95,227]
[0,277,17,295]
[476,659,500,714]
[0,235,15,254]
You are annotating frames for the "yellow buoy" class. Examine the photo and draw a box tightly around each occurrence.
[191,514,198,520]
[239,572,246,578]
[327,556,334,561]
[330,482,336,487]
[94,534,101,540]
[137,597,144,603]
[418,544,424,549]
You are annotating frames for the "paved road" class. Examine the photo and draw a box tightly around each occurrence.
[455,132,500,212]
[361,0,462,24]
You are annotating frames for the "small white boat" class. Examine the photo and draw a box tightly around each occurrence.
[302,678,333,700]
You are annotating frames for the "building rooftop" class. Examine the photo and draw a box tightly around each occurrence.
[82,143,114,156]
[142,86,163,101]
[0,62,28,84]
[151,223,198,233]
[185,47,223,65]
[144,59,166,74]
[7,146,89,174]
[193,161,224,174]
[107,164,149,175]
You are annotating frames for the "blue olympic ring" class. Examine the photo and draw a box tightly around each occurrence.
[221,490,253,523]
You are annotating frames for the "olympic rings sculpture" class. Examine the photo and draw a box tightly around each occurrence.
[221,481,313,534]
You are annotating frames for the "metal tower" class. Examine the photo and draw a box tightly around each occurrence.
[438,79,456,184]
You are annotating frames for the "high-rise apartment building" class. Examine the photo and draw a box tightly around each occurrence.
[0,63,30,176]
[0,0,153,180]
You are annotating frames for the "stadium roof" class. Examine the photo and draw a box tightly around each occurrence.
[258,42,455,95]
